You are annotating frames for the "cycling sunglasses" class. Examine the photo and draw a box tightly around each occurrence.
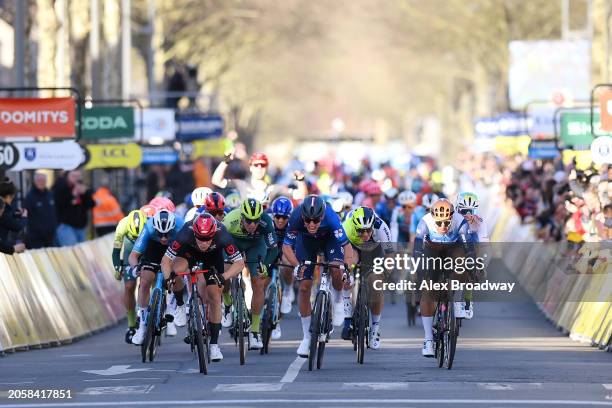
[402,204,415,209]
[242,217,260,225]
[273,214,289,220]
[458,208,474,215]
[195,235,213,242]
[251,163,267,168]
[303,217,322,225]
[435,220,451,228]
[357,227,373,234]
[209,209,225,217]
[159,233,169,240]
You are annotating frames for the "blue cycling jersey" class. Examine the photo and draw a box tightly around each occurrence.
[133,216,185,254]
[414,211,469,244]
[410,206,427,234]
[283,203,348,247]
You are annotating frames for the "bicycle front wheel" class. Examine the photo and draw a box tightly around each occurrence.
[308,291,325,371]
[445,301,458,370]
[193,293,208,375]
[236,284,247,365]
[142,290,159,363]
[356,287,367,364]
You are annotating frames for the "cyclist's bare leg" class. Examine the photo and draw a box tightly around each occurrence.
[298,279,313,317]
[251,275,269,318]
[204,277,223,346]
[125,280,136,314]
[137,269,155,309]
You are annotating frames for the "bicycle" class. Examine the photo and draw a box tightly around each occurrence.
[176,264,221,375]
[260,261,290,355]
[140,262,170,363]
[432,269,459,370]
[296,261,345,371]
[351,263,369,364]
[228,264,250,365]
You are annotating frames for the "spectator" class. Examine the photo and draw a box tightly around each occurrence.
[0,178,27,250]
[24,171,58,249]
[53,170,95,246]
[0,198,25,255]
[92,176,124,237]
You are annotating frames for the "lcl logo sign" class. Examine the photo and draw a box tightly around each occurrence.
[102,147,128,158]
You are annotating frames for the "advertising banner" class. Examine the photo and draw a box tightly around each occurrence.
[176,114,224,141]
[190,138,231,159]
[528,106,556,138]
[5,141,85,171]
[85,143,142,169]
[558,111,608,148]
[527,140,559,159]
[141,146,179,164]
[0,97,76,138]
[135,108,176,143]
[599,90,612,132]
[80,106,135,140]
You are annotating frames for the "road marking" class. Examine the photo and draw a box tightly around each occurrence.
[280,357,306,383]
[477,383,515,391]
[0,381,35,385]
[61,354,93,358]
[213,383,284,392]
[343,383,411,390]
[0,398,612,407]
[604,384,612,391]
[81,385,155,395]
[83,378,164,382]
[82,365,152,376]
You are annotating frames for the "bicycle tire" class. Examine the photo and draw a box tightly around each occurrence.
[356,285,367,364]
[148,293,162,362]
[317,293,330,370]
[261,301,273,355]
[194,292,208,374]
[435,303,445,368]
[308,291,324,371]
[445,302,458,370]
[142,289,159,363]
[237,283,246,365]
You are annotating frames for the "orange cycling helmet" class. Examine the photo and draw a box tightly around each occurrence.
[140,204,157,218]
[431,199,454,221]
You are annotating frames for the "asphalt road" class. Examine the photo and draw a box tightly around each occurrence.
[0,260,611,408]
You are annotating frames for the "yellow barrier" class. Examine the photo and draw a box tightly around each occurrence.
[493,201,612,352]
[0,235,123,354]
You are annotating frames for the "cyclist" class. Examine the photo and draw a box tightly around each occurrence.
[390,190,417,242]
[204,192,226,222]
[331,191,354,221]
[161,212,245,362]
[454,191,489,320]
[410,192,439,242]
[224,192,242,212]
[269,197,294,339]
[130,209,185,345]
[111,209,147,343]
[341,206,392,349]
[140,204,157,218]
[413,199,472,357]
[222,198,279,350]
[375,187,398,227]
[282,195,354,357]
[212,150,308,202]
[149,196,176,213]
[185,187,212,222]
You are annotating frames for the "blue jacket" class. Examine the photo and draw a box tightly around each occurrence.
[24,187,57,240]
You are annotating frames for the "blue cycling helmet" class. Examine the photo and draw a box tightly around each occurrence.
[271,196,293,217]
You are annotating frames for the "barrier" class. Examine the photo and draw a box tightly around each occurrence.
[0,235,123,354]
[487,189,612,352]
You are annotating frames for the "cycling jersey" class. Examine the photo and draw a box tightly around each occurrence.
[343,209,393,253]
[227,179,294,203]
[375,201,393,227]
[414,211,469,245]
[409,205,427,235]
[464,214,490,243]
[132,216,185,264]
[389,207,410,242]
[284,203,348,247]
[113,216,134,248]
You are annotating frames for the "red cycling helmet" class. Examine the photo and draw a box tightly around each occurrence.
[249,152,269,167]
[140,204,157,218]
[192,212,218,240]
[366,183,383,196]
[204,192,225,212]
[149,197,176,212]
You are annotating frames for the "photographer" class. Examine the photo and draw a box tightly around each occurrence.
[53,170,95,246]
[0,180,27,254]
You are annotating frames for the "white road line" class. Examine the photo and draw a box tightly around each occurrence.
[80,385,155,395]
[214,383,284,392]
[477,383,515,391]
[603,384,612,390]
[83,378,164,382]
[0,398,612,407]
[280,357,306,383]
[61,354,93,358]
[343,383,411,390]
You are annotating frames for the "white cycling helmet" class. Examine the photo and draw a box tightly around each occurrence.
[331,197,345,213]
[456,192,479,212]
[398,190,417,206]
[384,187,399,200]
[152,209,176,234]
[191,187,213,207]
[184,206,199,222]
[337,191,354,206]
[421,193,440,209]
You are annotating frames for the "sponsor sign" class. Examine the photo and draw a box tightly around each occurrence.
[85,143,142,169]
[527,140,559,159]
[473,113,528,137]
[559,111,611,148]
[189,138,231,159]
[80,106,135,140]
[176,114,224,141]
[141,146,179,164]
[0,97,76,138]
[528,106,556,138]
[599,90,612,132]
[5,141,85,171]
[135,108,176,143]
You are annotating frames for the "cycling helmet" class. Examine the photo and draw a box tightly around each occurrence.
[225,192,242,210]
[352,206,375,230]
[384,187,398,200]
[140,204,157,218]
[204,192,225,212]
[241,198,263,220]
[456,192,479,212]
[184,206,198,222]
[398,190,417,206]
[366,183,383,196]
[331,197,345,213]
[301,195,326,220]
[337,191,354,206]
[126,210,146,239]
[421,193,440,209]
[271,196,293,217]
[191,187,213,207]
[149,196,176,212]
[192,212,217,240]
[152,209,176,234]
[249,152,269,167]
[431,199,454,221]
